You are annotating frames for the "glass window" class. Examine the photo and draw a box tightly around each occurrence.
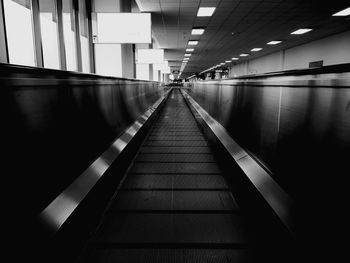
[62,0,77,71]
[3,0,36,66]
[79,0,90,73]
[38,0,60,69]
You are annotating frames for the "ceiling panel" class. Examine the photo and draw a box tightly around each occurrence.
[138,0,350,78]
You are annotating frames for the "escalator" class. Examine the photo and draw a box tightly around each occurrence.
[77,88,259,262]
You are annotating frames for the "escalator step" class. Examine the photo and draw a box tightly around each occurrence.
[93,213,249,244]
[121,174,230,190]
[80,248,251,263]
[140,146,212,154]
[135,153,216,163]
[147,135,206,141]
[109,190,239,211]
[129,162,221,174]
[78,89,255,263]
[149,131,204,136]
[143,140,208,147]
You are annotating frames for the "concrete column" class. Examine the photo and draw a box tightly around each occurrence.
[149,64,153,81]
[0,0,9,63]
[121,43,135,78]
[135,43,152,80]
[163,73,169,83]
[280,49,286,71]
[120,0,135,78]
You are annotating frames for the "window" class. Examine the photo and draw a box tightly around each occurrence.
[62,0,77,71]
[3,0,36,66]
[79,0,90,73]
[39,0,60,69]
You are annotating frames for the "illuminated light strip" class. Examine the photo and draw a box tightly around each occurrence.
[267,40,282,45]
[191,28,205,35]
[332,7,350,16]
[197,7,216,17]
[290,28,312,35]
[188,40,199,45]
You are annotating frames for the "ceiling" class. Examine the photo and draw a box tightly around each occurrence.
[136,0,350,78]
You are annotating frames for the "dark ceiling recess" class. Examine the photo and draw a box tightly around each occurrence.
[138,0,350,78]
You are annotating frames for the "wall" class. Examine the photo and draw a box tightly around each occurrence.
[0,64,161,217]
[229,30,350,76]
[188,67,350,204]
[188,65,350,260]
[284,31,350,70]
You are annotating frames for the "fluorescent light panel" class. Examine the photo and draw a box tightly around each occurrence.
[225,60,231,63]
[267,41,282,45]
[220,63,225,65]
[186,48,194,52]
[251,48,262,52]
[291,28,312,35]
[240,53,249,57]
[184,53,191,57]
[197,7,216,17]
[188,41,198,45]
[231,57,239,60]
[332,7,350,16]
[191,28,205,35]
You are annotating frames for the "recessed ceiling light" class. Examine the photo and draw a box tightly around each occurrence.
[186,48,194,52]
[267,41,282,45]
[188,41,199,45]
[182,61,188,63]
[251,48,262,52]
[216,64,221,67]
[191,28,205,35]
[197,7,216,17]
[183,57,189,60]
[225,60,231,63]
[220,63,225,65]
[332,7,350,16]
[240,53,249,57]
[290,28,312,35]
[231,57,239,60]
[184,53,191,57]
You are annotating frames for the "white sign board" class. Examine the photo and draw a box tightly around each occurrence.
[96,13,151,43]
[138,49,164,64]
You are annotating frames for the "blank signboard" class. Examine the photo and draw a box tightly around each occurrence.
[96,13,151,43]
[138,49,164,64]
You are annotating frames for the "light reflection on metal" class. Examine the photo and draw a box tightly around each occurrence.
[181,89,295,235]
[39,93,168,234]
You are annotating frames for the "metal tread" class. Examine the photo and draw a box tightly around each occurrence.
[80,89,252,263]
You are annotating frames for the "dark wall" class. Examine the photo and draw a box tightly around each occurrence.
[0,64,162,217]
[187,65,350,219]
